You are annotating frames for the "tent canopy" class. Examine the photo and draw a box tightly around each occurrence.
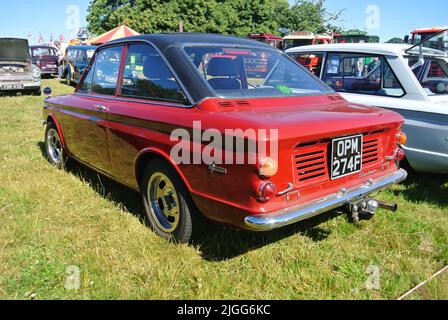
[89,25,140,45]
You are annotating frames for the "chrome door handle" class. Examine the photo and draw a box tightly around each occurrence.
[94,104,109,112]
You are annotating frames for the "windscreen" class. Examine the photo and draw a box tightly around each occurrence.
[184,46,332,98]
[406,29,448,57]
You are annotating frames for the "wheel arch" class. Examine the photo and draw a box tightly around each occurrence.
[46,114,67,148]
[135,148,192,192]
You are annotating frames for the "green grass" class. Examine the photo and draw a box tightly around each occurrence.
[0,79,447,300]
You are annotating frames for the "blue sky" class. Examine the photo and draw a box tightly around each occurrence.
[0,0,446,44]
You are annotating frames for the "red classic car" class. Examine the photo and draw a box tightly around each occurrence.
[42,33,407,243]
[30,45,59,76]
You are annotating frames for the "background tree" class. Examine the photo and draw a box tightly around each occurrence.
[386,37,404,44]
[87,0,343,37]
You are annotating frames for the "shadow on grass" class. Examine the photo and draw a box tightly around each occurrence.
[0,91,38,97]
[37,141,346,261]
[391,164,448,207]
[194,213,340,261]
[37,142,145,222]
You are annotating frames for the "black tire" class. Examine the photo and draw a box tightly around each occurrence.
[141,159,200,243]
[44,121,68,169]
[33,88,41,96]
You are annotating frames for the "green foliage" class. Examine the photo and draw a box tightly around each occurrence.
[86,0,335,37]
[387,37,405,44]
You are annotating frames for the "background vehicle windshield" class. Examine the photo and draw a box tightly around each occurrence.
[406,29,448,56]
[32,47,56,57]
[283,39,312,50]
[184,46,332,98]
[408,56,448,95]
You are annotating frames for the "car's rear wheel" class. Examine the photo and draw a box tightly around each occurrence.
[45,122,67,169]
[141,159,199,243]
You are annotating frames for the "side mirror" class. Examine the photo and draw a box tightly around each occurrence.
[43,87,52,97]
[403,35,409,44]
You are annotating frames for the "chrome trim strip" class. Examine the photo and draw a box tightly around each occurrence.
[245,169,408,232]
[277,183,294,196]
[402,145,448,158]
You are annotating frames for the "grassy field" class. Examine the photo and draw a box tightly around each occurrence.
[0,79,447,300]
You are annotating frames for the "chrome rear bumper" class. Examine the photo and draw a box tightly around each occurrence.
[245,169,408,232]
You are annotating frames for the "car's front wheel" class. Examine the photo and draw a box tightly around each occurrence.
[141,159,199,243]
[45,122,67,169]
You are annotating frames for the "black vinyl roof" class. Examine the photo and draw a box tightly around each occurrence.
[106,32,277,52]
[102,33,283,102]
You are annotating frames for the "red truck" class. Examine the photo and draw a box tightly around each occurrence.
[406,27,448,44]
[248,33,283,49]
[283,32,333,50]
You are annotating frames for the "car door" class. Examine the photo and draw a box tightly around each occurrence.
[103,43,191,187]
[60,45,124,174]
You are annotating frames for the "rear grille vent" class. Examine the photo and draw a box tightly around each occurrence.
[294,143,328,184]
[293,130,386,186]
[363,137,379,165]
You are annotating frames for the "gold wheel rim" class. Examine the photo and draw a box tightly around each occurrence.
[147,172,180,233]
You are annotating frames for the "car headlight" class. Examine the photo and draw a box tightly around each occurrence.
[32,65,41,78]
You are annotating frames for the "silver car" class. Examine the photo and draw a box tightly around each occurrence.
[0,38,42,95]
[287,30,448,174]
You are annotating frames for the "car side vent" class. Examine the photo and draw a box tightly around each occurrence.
[235,100,251,107]
[217,101,233,108]
[328,95,344,102]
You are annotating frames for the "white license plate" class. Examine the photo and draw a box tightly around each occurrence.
[331,134,363,180]
[1,83,24,90]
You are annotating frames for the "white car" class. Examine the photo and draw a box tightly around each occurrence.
[287,31,448,173]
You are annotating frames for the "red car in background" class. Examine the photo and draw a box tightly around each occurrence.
[30,45,59,76]
[248,33,283,49]
[42,33,407,243]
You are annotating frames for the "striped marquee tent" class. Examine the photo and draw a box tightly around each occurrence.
[89,25,140,45]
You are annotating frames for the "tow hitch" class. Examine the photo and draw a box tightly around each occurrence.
[348,198,398,223]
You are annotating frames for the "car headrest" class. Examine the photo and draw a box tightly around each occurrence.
[143,55,173,80]
[207,57,239,77]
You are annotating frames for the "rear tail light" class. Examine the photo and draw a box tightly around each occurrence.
[259,157,278,177]
[396,131,407,146]
[257,182,277,203]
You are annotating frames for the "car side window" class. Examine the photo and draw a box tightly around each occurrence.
[120,44,189,104]
[76,50,85,62]
[323,53,405,97]
[67,49,77,62]
[78,60,95,93]
[91,46,123,96]
[289,53,325,76]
